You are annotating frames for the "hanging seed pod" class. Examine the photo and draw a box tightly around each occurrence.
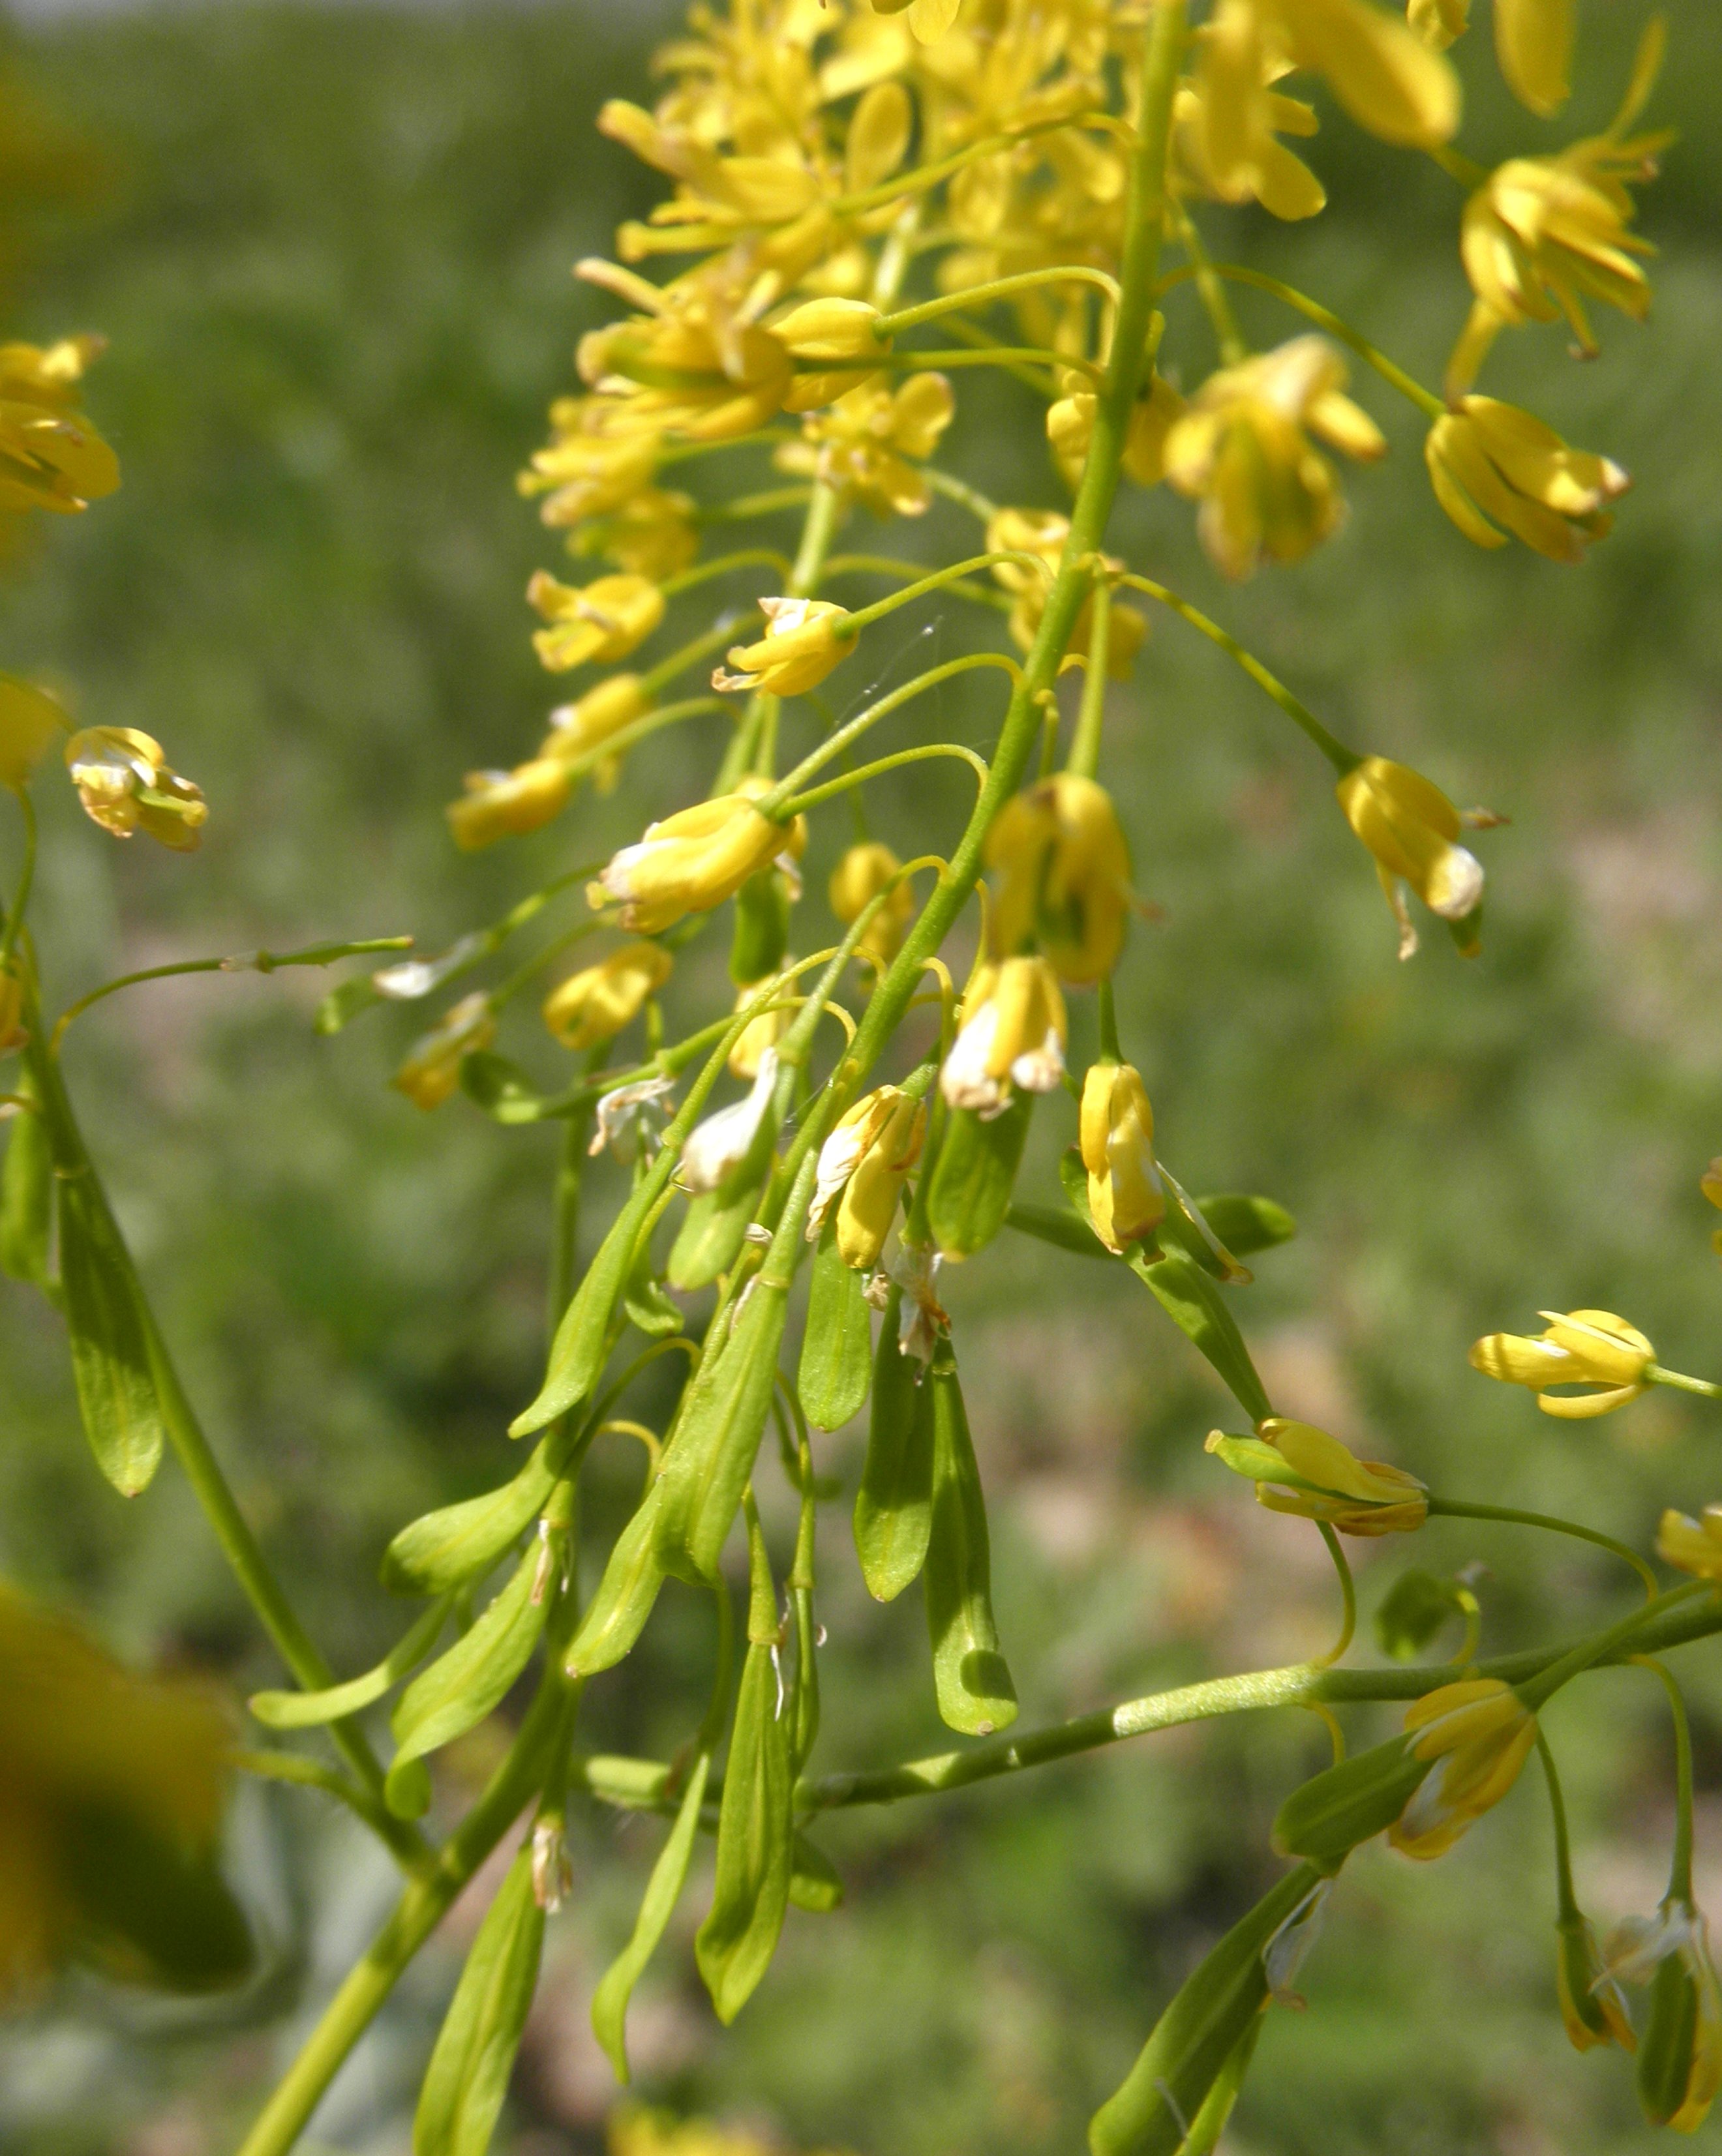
[414,1840,546,2156]
[250,1596,451,1728]
[55,1170,166,1497]
[797,1220,873,1432]
[927,1094,1033,1260]
[654,1280,788,1585]
[0,1087,53,1292]
[853,1283,935,1602]
[1271,1733,1432,1868]
[923,1343,1017,1735]
[1128,1250,1273,1424]
[566,1479,668,1678]
[695,1502,793,2024]
[729,862,791,984]
[592,1752,710,2081]
[382,1433,568,1596]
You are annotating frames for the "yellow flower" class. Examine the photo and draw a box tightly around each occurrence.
[939,956,1068,1116]
[828,840,914,968]
[1493,0,1572,116]
[1407,0,1468,50]
[772,296,890,412]
[65,726,207,852]
[1080,1060,1164,1253]
[1179,2,1327,222]
[0,672,67,788]
[1335,755,1485,960]
[528,571,665,673]
[1048,374,1184,490]
[518,413,661,524]
[711,597,856,697]
[1163,335,1387,580]
[589,790,799,936]
[727,968,796,1079]
[541,942,672,1052]
[0,1581,243,2001]
[0,335,120,517]
[1657,1506,1722,1584]
[985,772,1132,985]
[1470,1308,1654,1418]
[391,993,495,1112]
[539,674,652,765]
[1605,1902,1722,2131]
[808,1086,926,1270]
[571,487,701,582]
[1390,1677,1537,1860]
[776,373,954,517]
[1426,397,1628,565]
[1556,1913,1637,2054]
[986,508,1144,674]
[445,758,572,851]
[1206,1417,1429,1535]
[575,264,795,443]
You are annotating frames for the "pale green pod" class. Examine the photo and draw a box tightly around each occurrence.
[55,1171,166,1497]
[923,1345,1017,1736]
[1271,1735,1430,1868]
[927,1094,1031,1259]
[382,1437,564,1597]
[250,1595,452,1728]
[667,1180,762,1293]
[797,1221,872,1432]
[853,1284,935,1602]
[592,1751,709,2081]
[414,1841,545,2156]
[654,1281,787,1585]
[0,1089,53,1290]
[566,1480,667,1677]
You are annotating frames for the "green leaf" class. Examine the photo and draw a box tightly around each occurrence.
[1374,1569,1466,1662]
[654,1281,787,1585]
[387,1542,554,1812]
[853,1289,935,1603]
[789,1831,843,1913]
[695,1581,792,2020]
[1190,1193,1297,1259]
[927,1095,1031,1261]
[249,1596,451,1728]
[414,1842,546,2156]
[55,1172,166,1497]
[1271,1735,1428,1867]
[797,1223,872,1432]
[591,1751,709,2082]
[566,1480,667,1678]
[0,1092,53,1290]
[313,973,384,1035]
[62,1801,253,1995]
[1125,1250,1272,1424]
[1004,1201,1112,1261]
[924,1345,1017,1737]
[381,1437,564,1596]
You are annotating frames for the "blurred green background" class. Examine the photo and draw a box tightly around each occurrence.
[2,1,1721,2149]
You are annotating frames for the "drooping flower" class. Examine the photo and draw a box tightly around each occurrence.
[589,790,798,936]
[0,336,120,519]
[1469,1308,1654,1418]
[808,1086,926,1270]
[1079,1060,1164,1254]
[1605,1902,1722,2131]
[1656,1506,1722,1585]
[391,994,495,1113]
[541,942,672,1053]
[1390,1678,1537,1860]
[539,675,652,766]
[64,728,207,853]
[828,841,914,969]
[1206,1418,1429,1535]
[445,759,572,850]
[939,957,1068,1118]
[711,597,856,697]
[1556,1911,1637,2054]
[986,507,1144,673]
[528,571,665,674]
[1425,398,1629,563]
[1335,755,1485,960]
[986,773,1132,985]
[588,1074,676,1163]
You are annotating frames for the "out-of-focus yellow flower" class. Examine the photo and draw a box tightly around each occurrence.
[571,487,701,582]
[828,840,913,969]
[1605,1902,1722,2131]
[590,787,802,937]
[1080,1060,1164,1253]
[445,758,572,850]
[518,413,661,524]
[65,727,206,852]
[1558,1912,1637,2054]
[1206,1417,1429,1535]
[392,993,496,1111]
[986,772,1132,985]
[609,2103,845,2156]
[940,955,1067,1116]
[1494,0,1573,116]
[1390,1678,1537,1860]
[1657,1507,1722,1584]
[528,571,665,673]
[1164,335,1386,580]
[1470,1308,1654,1419]
[1427,397,1628,563]
[773,296,890,411]
[0,1580,245,1999]
[1335,755,1485,961]
[986,507,1144,674]
[0,672,66,787]
[540,674,652,766]
[0,335,119,517]
[808,1085,925,1269]
[1179,3,1327,221]
[1407,0,1468,51]
[711,597,855,697]
[575,262,794,443]
[1048,374,1184,489]
[776,374,954,517]
[727,968,796,1079]
[542,942,672,1052]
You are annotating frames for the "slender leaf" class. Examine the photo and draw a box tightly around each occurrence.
[249,1595,451,1728]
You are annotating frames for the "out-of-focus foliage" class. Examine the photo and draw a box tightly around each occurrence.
[1,2,1721,2150]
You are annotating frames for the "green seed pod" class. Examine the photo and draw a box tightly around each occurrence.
[1271,1733,1430,1868]
[667,1180,763,1292]
[55,1171,166,1497]
[0,1088,53,1290]
[1088,1863,1324,2156]
[622,1231,683,1337]
[695,1505,793,2024]
[853,1285,935,1601]
[1634,1919,1722,2131]
[798,1220,873,1432]
[1183,1193,1297,1263]
[1127,1250,1273,1426]
[654,1281,788,1585]
[592,1750,709,2081]
[382,1435,565,1596]
[729,863,791,984]
[927,1094,1032,1259]
[566,1480,668,1677]
[924,1343,1017,1736]
[414,1840,546,2156]
[250,1596,451,1728]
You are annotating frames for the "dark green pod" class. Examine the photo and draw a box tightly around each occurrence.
[798,1223,873,1432]
[414,1840,545,2156]
[923,1345,1017,1736]
[55,1171,166,1497]
[853,1286,935,1602]
[927,1094,1032,1260]
[1638,1934,1705,2128]
[729,865,791,984]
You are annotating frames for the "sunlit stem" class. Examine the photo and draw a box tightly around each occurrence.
[1173,203,1248,367]
[760,651,1019,815]
[1517,1582,1709,1714]
[821,553,1014,612]
[640,617,749,695]
[1648,1364,1722,1401]
[1117,571,1357,773]
[876,265,1121,337]
[839,550,1050,635]
[1312,1522,1356,1669]
[1066,576,1110,779]
[1535,1728,1583,1922]
[1428,1495,1659,1601]
[659,546,793,597]
[780,743,990,818]
[695,486,814,524]
[858,346,1104,385]
[549,696,729,786]
[0,785,37,974]
[1303,1699,1346,1765]
[934,314,1063,396]
[1634,1654,1697,1905]
[921,464,1001,524]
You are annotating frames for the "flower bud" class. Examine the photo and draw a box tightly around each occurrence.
[391,993,496,1112]
[711,597,856,698]
[589,791,794,935]
[446,758,571,850]
[65,727,207,852]
[0,674,66,788]
[1556,1913,1636,2054]
[986,773,1132,985]
[1079,1060,1164,1253]
[539,674,652,766]
[1206,1417,1428,1535]
[528,571,664,672]
[727,970,794,1079]
[1390,1678,1537,1860]
[1427,397,1629,563]
[1469,1308,1654,1418]
[808,1086,926,1270]
[541,942,671,1052]
[1335,755,1485,959]
[939,957,1066,1117]
[1657,1505,1722,1583]
[1493,0,1573,115]
[774,299,890,412]
[1605,1902,1722,2131]
[829,841,913,968]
